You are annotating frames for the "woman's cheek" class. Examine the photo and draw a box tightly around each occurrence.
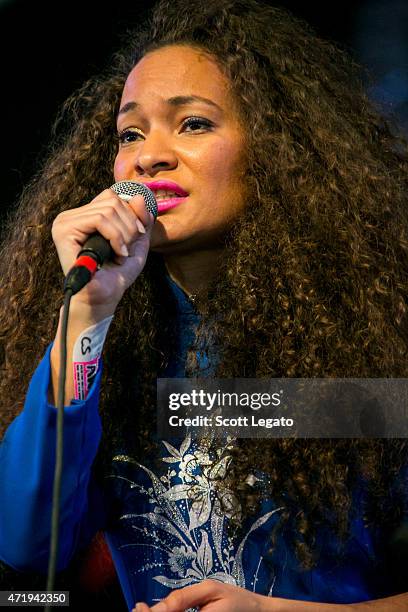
[113,155,129,181]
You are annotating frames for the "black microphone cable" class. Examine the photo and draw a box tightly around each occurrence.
[44,287,72,612]
[44,182,157,611]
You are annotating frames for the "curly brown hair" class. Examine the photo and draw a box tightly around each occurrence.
[1,0,408,570]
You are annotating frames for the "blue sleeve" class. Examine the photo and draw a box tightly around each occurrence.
[0,344,108,573]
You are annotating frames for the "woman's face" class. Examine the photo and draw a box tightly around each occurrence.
[114,44,248,253]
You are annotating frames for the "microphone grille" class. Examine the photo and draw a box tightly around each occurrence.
[110,181,158,219]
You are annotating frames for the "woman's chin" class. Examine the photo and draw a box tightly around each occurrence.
[148,217,195,253]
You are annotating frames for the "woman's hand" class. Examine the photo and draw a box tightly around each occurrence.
[132,581,363,611]
[132,581,272,612]
[52,188,154,313]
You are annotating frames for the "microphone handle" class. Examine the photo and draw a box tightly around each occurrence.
[63,234,113,295]
[78,233,113,266]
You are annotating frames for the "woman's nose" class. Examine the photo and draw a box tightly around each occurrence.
[134,130,178,176]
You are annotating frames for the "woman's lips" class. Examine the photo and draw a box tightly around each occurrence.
[142,180,189,213]
[156,196,188,213]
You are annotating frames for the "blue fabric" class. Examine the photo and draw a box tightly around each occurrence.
[0,346,107,573]
[0,276,405,610]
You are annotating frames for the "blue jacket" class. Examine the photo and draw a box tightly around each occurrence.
[0,278,405,610]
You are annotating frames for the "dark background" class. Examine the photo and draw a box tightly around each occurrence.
[0,0,407,215]
[0,1,406,606]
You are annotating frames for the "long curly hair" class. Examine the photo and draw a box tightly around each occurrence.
[1,0,408,570]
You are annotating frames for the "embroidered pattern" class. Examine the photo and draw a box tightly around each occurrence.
[106,434,283,605]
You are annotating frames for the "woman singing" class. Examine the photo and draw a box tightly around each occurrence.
[0,0,407,610]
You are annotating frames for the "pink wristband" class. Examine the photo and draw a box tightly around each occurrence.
[72,316,113,400]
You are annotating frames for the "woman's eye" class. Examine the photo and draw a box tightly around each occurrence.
[117,129,143,144]
[117,117,213,144]
[182,117,213,132]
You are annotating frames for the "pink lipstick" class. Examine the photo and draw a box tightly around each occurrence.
[143,180,189,214]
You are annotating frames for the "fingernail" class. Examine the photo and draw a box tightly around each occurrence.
[135,218,146,234]
[120,244,129,257]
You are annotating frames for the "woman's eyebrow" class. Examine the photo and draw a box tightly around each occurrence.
[118,95,223,116]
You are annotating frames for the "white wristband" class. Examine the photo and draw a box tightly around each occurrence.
[72,315,113,400]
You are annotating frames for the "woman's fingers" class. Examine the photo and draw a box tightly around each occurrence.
[50,188,155,307]
[146,582,269,612]
[73,188,152,232]
[64,209,141,257]
[149,580,222,611]
[52,192,151,271]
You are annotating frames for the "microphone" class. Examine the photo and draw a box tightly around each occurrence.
[64,181,158,295]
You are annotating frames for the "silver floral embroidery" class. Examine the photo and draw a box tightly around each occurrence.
[108,434,283,600]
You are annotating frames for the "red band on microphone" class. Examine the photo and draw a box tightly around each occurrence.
[75,255,98,275]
